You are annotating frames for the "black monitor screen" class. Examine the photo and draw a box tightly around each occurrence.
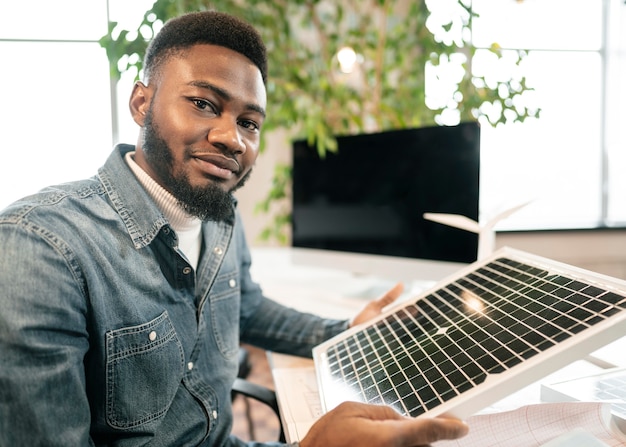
[291,122,480,263]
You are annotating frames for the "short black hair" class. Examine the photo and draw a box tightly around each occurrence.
[143,10,267,84]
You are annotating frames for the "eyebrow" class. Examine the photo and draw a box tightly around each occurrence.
[188,80,266,117]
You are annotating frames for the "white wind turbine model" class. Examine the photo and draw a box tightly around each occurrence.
[424,201,531,261]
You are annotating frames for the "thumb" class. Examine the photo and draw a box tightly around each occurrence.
[350,282,405,327]
[375,282,404,308]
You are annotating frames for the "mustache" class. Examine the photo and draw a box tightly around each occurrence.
[190,151,241,174]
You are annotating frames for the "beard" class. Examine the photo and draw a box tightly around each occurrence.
[141,107,252,222]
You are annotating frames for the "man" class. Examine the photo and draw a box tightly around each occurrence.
[0,11,468,447]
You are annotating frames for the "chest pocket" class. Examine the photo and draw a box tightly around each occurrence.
[105,311,184,429]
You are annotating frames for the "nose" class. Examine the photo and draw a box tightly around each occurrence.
[208,116,246,155]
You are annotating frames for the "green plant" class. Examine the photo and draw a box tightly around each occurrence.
[100,0,538,244]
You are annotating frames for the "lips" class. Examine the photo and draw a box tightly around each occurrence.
[193,153,241,179]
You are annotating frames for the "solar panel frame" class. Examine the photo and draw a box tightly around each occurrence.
[313,247,626,420]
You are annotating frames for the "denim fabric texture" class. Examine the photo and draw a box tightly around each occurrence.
[0,144,348,446]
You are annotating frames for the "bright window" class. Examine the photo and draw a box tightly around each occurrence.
[0,1,112,209]
[0,0,624,233]
[471,0,626,230]
[0,0,152,210]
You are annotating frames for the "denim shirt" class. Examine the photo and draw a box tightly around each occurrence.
[0,144,347,447]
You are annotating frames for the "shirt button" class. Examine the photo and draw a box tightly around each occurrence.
[213,247,223,256]
[229,279,236,288]
[182,266,192,275]
[187,362,194,371]
[148,331,157,341]
[212,410,218,420]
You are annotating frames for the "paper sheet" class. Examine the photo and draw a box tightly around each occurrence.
[435,402,626,447]
[272,366,321,442]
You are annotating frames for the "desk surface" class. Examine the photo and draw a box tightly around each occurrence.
[250,246,465,319]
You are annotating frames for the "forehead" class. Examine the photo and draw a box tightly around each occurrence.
[156,44,266,107]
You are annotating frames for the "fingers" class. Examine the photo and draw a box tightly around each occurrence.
[350,282,405,327]
[376,282,404,308]
[341,403,468,443]
[300,402,469,447]
[355,404,468,446]
[335,400,405,420]
[393,416,469,446]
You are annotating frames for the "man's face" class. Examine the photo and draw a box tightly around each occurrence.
[131,44,267,221]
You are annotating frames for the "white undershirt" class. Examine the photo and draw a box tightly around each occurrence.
[125,152,202,269]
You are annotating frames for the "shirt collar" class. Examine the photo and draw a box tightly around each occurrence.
[97,144,171,249]
[124,151,201,233]
[97,145,237,249]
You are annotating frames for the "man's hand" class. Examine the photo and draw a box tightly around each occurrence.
[350,282,404,327]
[300,401,469,447]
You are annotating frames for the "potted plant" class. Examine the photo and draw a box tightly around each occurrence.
[100,0,538,243]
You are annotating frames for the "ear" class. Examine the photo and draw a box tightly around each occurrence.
[129,81,151,126]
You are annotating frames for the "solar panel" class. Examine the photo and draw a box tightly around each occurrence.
[313,247,626,420]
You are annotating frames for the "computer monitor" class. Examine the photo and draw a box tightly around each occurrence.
[291,122,480,264]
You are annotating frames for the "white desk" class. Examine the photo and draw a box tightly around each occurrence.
[249,247,626,443]
[250,247,465,319]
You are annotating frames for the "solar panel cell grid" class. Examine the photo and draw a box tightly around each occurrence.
[315,251,626,419]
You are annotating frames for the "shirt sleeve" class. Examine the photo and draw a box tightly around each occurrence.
[232,212,348,357]
[0,223,93,446]
[240,296,349,358]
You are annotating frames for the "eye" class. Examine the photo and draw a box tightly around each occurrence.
[238,119,260,132]
[191,98,217,114]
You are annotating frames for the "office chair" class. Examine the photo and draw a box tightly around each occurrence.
[232,347,286,443]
